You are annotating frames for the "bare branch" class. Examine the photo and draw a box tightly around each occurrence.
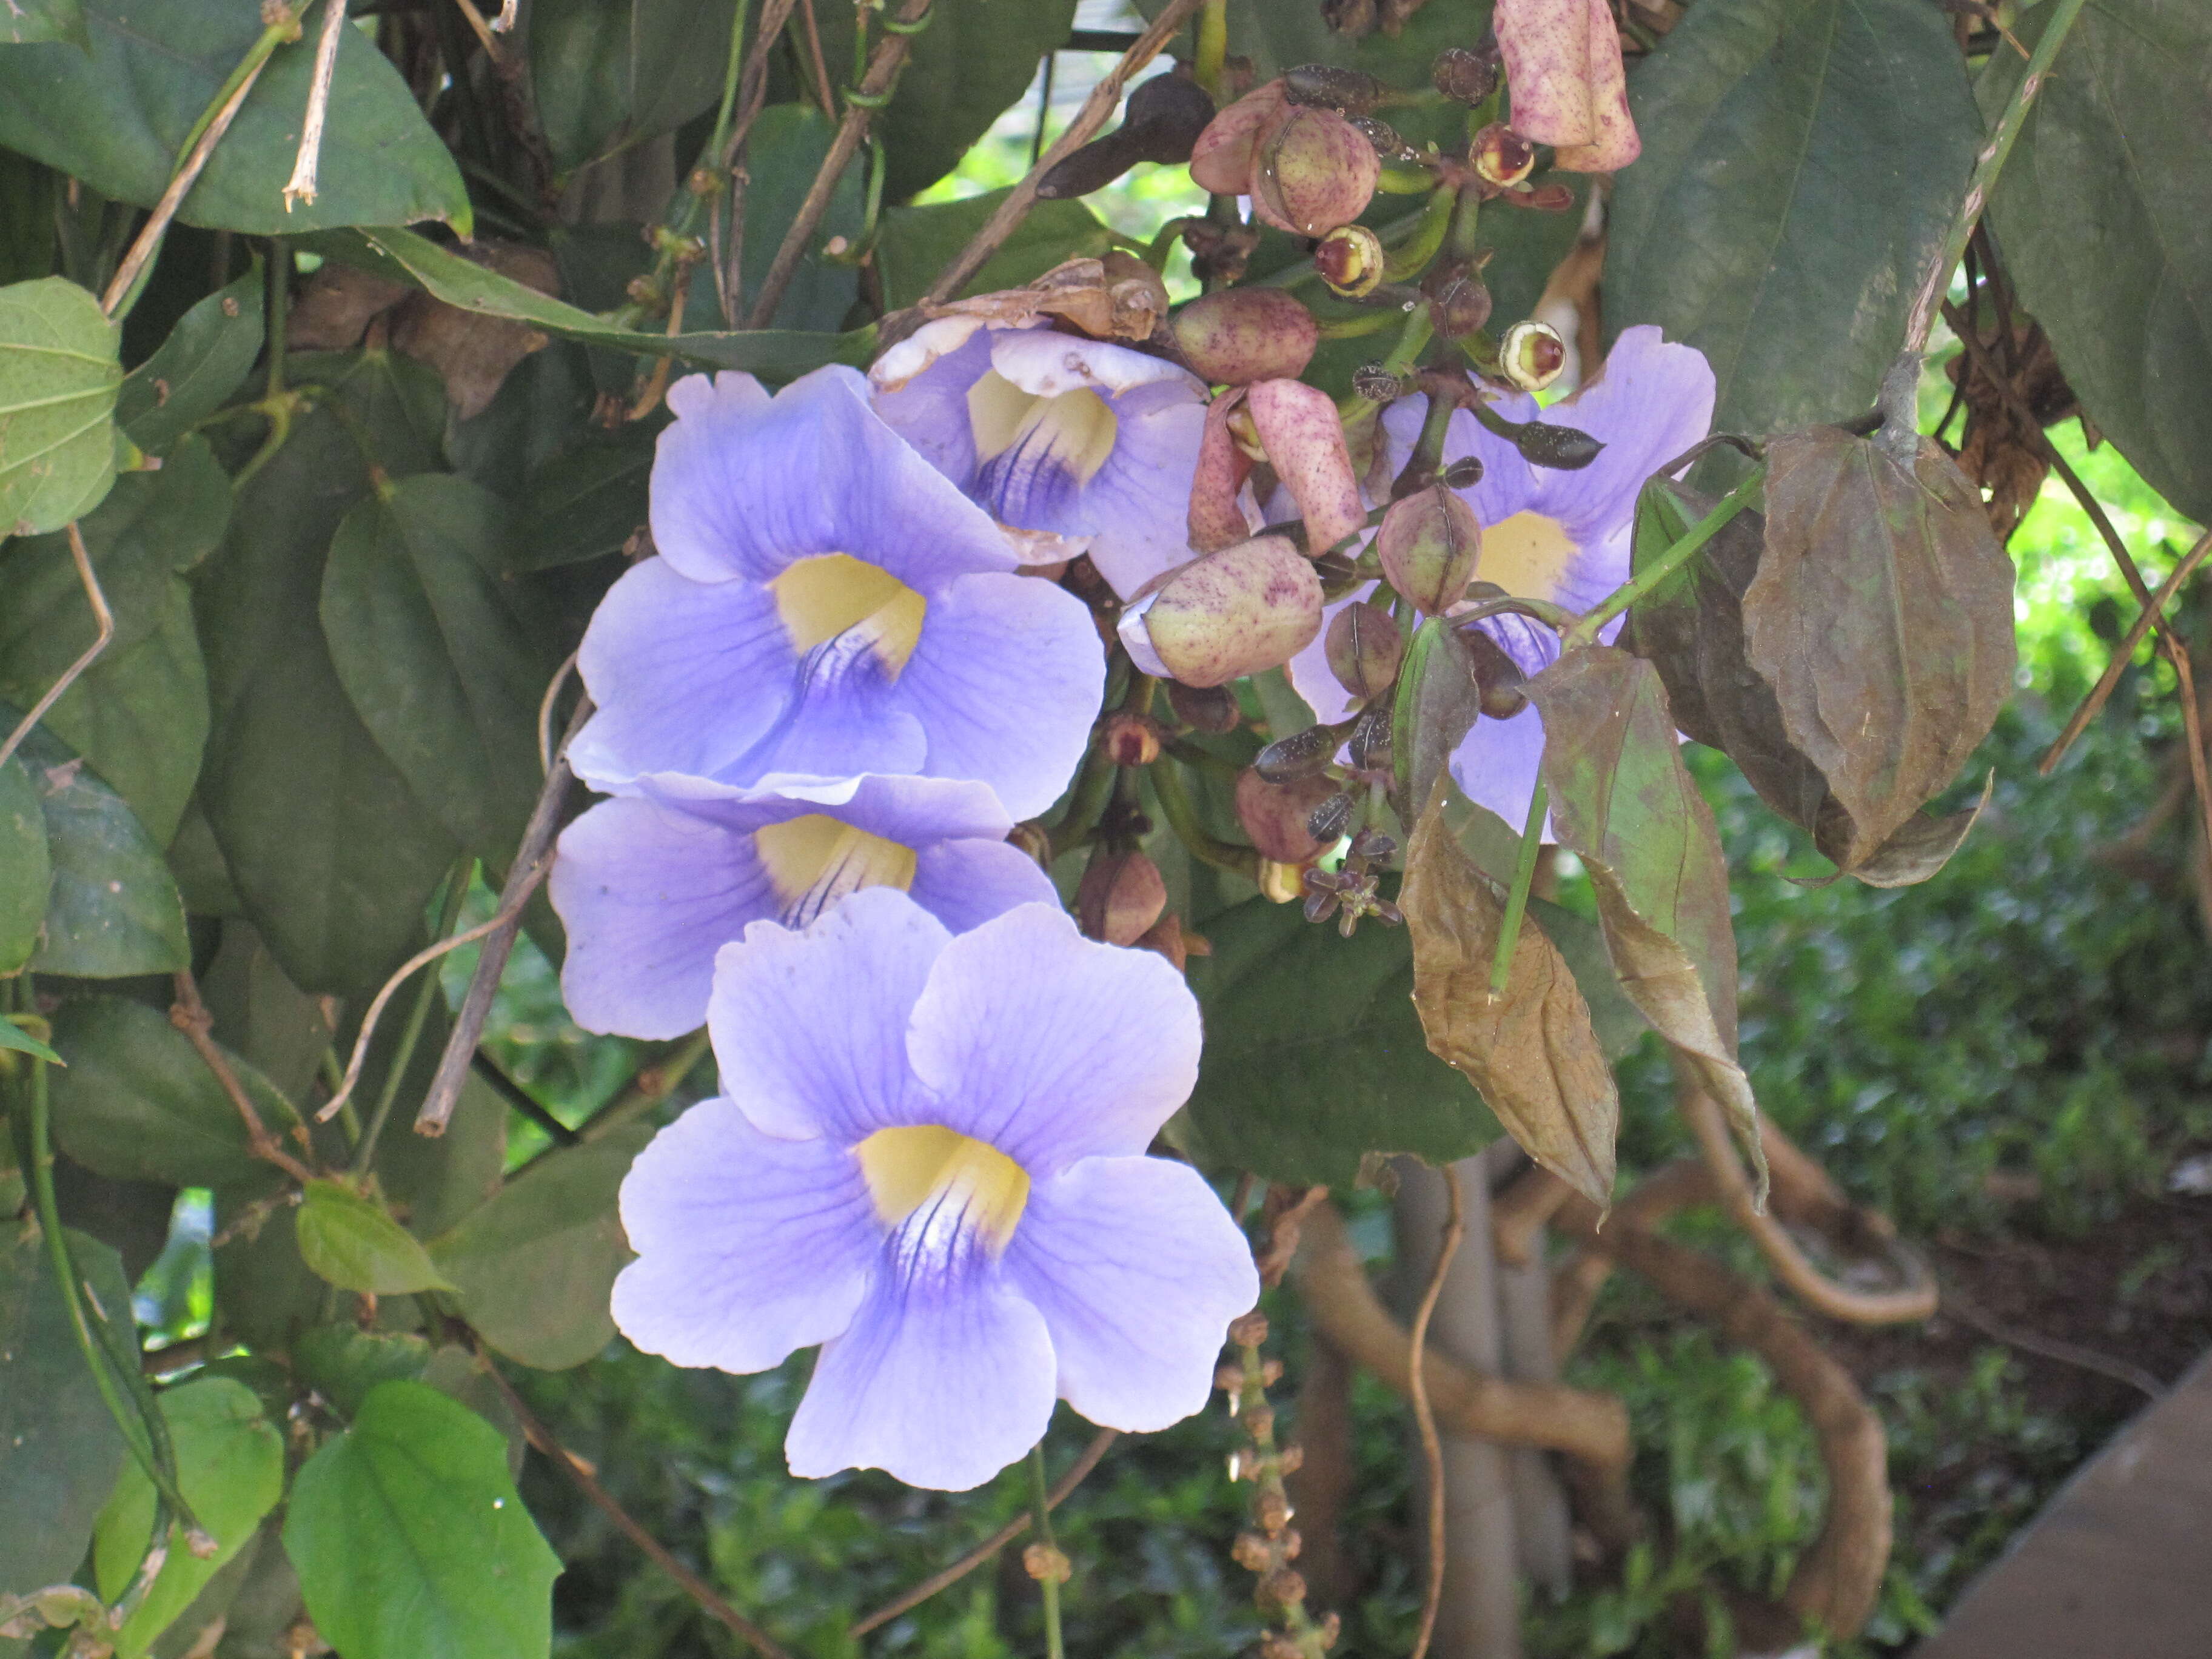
[280,0,348,209]
[169,970,318,1187]
[1405,1165,1463,1659]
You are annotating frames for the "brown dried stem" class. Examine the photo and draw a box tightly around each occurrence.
[169,970,318,1187]
[412,692,591,1136]
[1490,1161,1573,1268]
[466,1332,795,1659]
[1404,1165,1463,1659]
[848,1429,1119,1637]
[1290,1198,1640,1549]
[2042,526,2212,776]
[280,0,349,209]
[911,0,1205,313]
[716,0,805,320]
[0,523,113,773]
[743,0,933,329]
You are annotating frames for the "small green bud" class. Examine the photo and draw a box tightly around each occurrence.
[1315,224,1386,299]
[1324,600,1403,702]
[1500,319,1567,392]
[1472,122,1535,188]
[1376,483,1481,614]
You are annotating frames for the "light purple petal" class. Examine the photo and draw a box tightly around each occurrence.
[785,1246,1054,1491]
[654,769,1013,843]
[889,572,1104,821]
[612,1097,877,1372]
[706,886,948,1144]
[904,903,1201,1177]
[868,321,996,491]
[552,796,777,1039]
[1284,579,1376,728]
[1448,693,1553,839]
[1006,1156,1258,1432]
[1379,395,1540,526]
[1529,325,1714,537]
[570,558,801,792]
[908,838,1060,932]
[651,364,1019,591]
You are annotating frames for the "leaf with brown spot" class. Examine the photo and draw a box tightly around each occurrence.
[1746,426,2016,872]
[1523,644,1766,1200]
[1401,792,1617,1207]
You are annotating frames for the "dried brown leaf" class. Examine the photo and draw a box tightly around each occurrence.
[1401,793,1617,1207]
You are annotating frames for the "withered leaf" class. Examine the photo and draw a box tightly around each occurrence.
[1745,426,2016,871]
[1389,618,1484,831]
[1401,792,1618,1207]
[1804,769,1995,890]
[1523,644,1767,1202]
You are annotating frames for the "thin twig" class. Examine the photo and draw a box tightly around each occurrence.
[413,692,592,1135]
[1939,1279,2163,1399]
[1404,1164,1463,1659]
[0,523,114,774]
[571,1027,714,1147]
[170,970,318,1187]
[281,0,348,210]
[101,7,305,316]
[913,0,1204,313]
[794,0,836,116]
[2042,528,2212,776]
[537,649,578,776]
[743,0,934,329]
[716,0,803,318]
[449,0,503,61]
[465,1333,797,1659]
[850,1429,1119,1637]
[316,858,550,1124]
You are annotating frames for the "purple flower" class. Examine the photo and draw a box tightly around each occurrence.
[551,772,1058,1039]
[569,366,1104,821]
[1287,326,1714,831]
[611,888,1259,1491]
[870,320,1210,602]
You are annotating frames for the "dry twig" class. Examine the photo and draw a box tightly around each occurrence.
[280,0,349,209]
[0,523,113,774]
[169,970,318,1187]
[2042,527,2212,776]
[1404,1165,1463,1659]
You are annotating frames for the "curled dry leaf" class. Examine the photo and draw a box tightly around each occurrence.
[917,254,1168,344]
[1401,791,1618,1207]
[1523,644,1767,1202]
[1746,427,2017,871]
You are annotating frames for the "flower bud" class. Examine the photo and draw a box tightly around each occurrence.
[1076,848,1168,945]
[1463,625,1529,719]
[1171,289,1319,386]
[1423,261,1493,340]
[1500,319,1567,392]
[1305,789,1356,845]
[1511,418,1604,471]
[1236,768,1341,863]
[1253,106,1381,238]
[1228,1309,1270,1347]
[1377,483,1481,614]
[1258,859,1306,903]
[1136,911,1208,971]
[1281,63,1384,117]
[1167,679,1242,734]
[1119,536,1323,689]
[1315,224,1385,299]
[1432,42,1503,104]
[1324,600,1402,701]
[1099,710,1163,766]
[1024,1544,1074,1584]
[1347,700,1392,771]
[1472,122,1536,187]
[1441,454,1486,489]
[1254,722,1338,782]
[1353,362,1407,402]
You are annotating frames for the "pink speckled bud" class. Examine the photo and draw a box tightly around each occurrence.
[1376,484,1481,614]
[1253,105,1381,236]
[1119,535,1323,688]
[1172,289,1319,386]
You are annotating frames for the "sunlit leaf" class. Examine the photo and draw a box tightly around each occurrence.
[0,0,86,47]
[0,275,119,536]
[295,1181,455,1296]
[0,753,49,973]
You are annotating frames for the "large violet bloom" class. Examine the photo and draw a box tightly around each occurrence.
[1287,326,1714,831]
[870,320,1209,601]
[552,772,1057,1040]
[571,366,1103,821]
[611,888,1259,1490]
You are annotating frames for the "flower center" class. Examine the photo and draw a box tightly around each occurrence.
[855,1125,1030,1253]
[768,553,927,677]
[1473,511,1577,602]
[752,815,917,929]
[966,370,1119,486]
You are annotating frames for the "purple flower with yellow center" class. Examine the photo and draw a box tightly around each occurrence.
[570,366,1104,821]
[551,771,1058,1040]
[611,888,1259,1491]
[1287,326,1714,830]
[870,319,1210,601]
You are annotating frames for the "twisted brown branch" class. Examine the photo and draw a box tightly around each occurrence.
[0,524,113,774]
[1404,1165,1463,1659]
[169,970,318,1187]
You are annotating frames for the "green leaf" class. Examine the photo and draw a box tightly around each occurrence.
[0,0,469,236]
[44,994,287,1191]
[628,0,739,166]
[0,1230,130,1598]
[734,105,866,332]
[295,1180,455,1296]
[1983,0,2212,524]
[0,1016,61,1064]
[0,437,227,843]
[0,704,190,977]
[91,1376,283,1659]
[1606,0,1981,437]
[528,0,736,175]
[514,428,652,571]
[194,358,460,997]
[309,226,873,381]
[115,263,264,454]
[876,190,1115,312]
[321,475,558,862]
[0,275,119,535]
[0,754,50,972]
[1184,894,1495,1187]
[291,1324,432,1421]
[284,1380,561,1659]
[429,1125,650,1371]
[0,0,87,47]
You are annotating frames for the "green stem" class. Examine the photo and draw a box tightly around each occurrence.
[1566,462,1768,649]
[265,238,288,400]
[705,0,757,166]
[1489,779,1549,999]
[1382,183,1456,282]
[1442,179,1482,266]
[569,1028,716,1151]
[1027,1443,1066,1659]
[1148,756,1259,881]
[1193,0,1228,101]
[348,859,475,1179]
[26,1055,202,1540]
